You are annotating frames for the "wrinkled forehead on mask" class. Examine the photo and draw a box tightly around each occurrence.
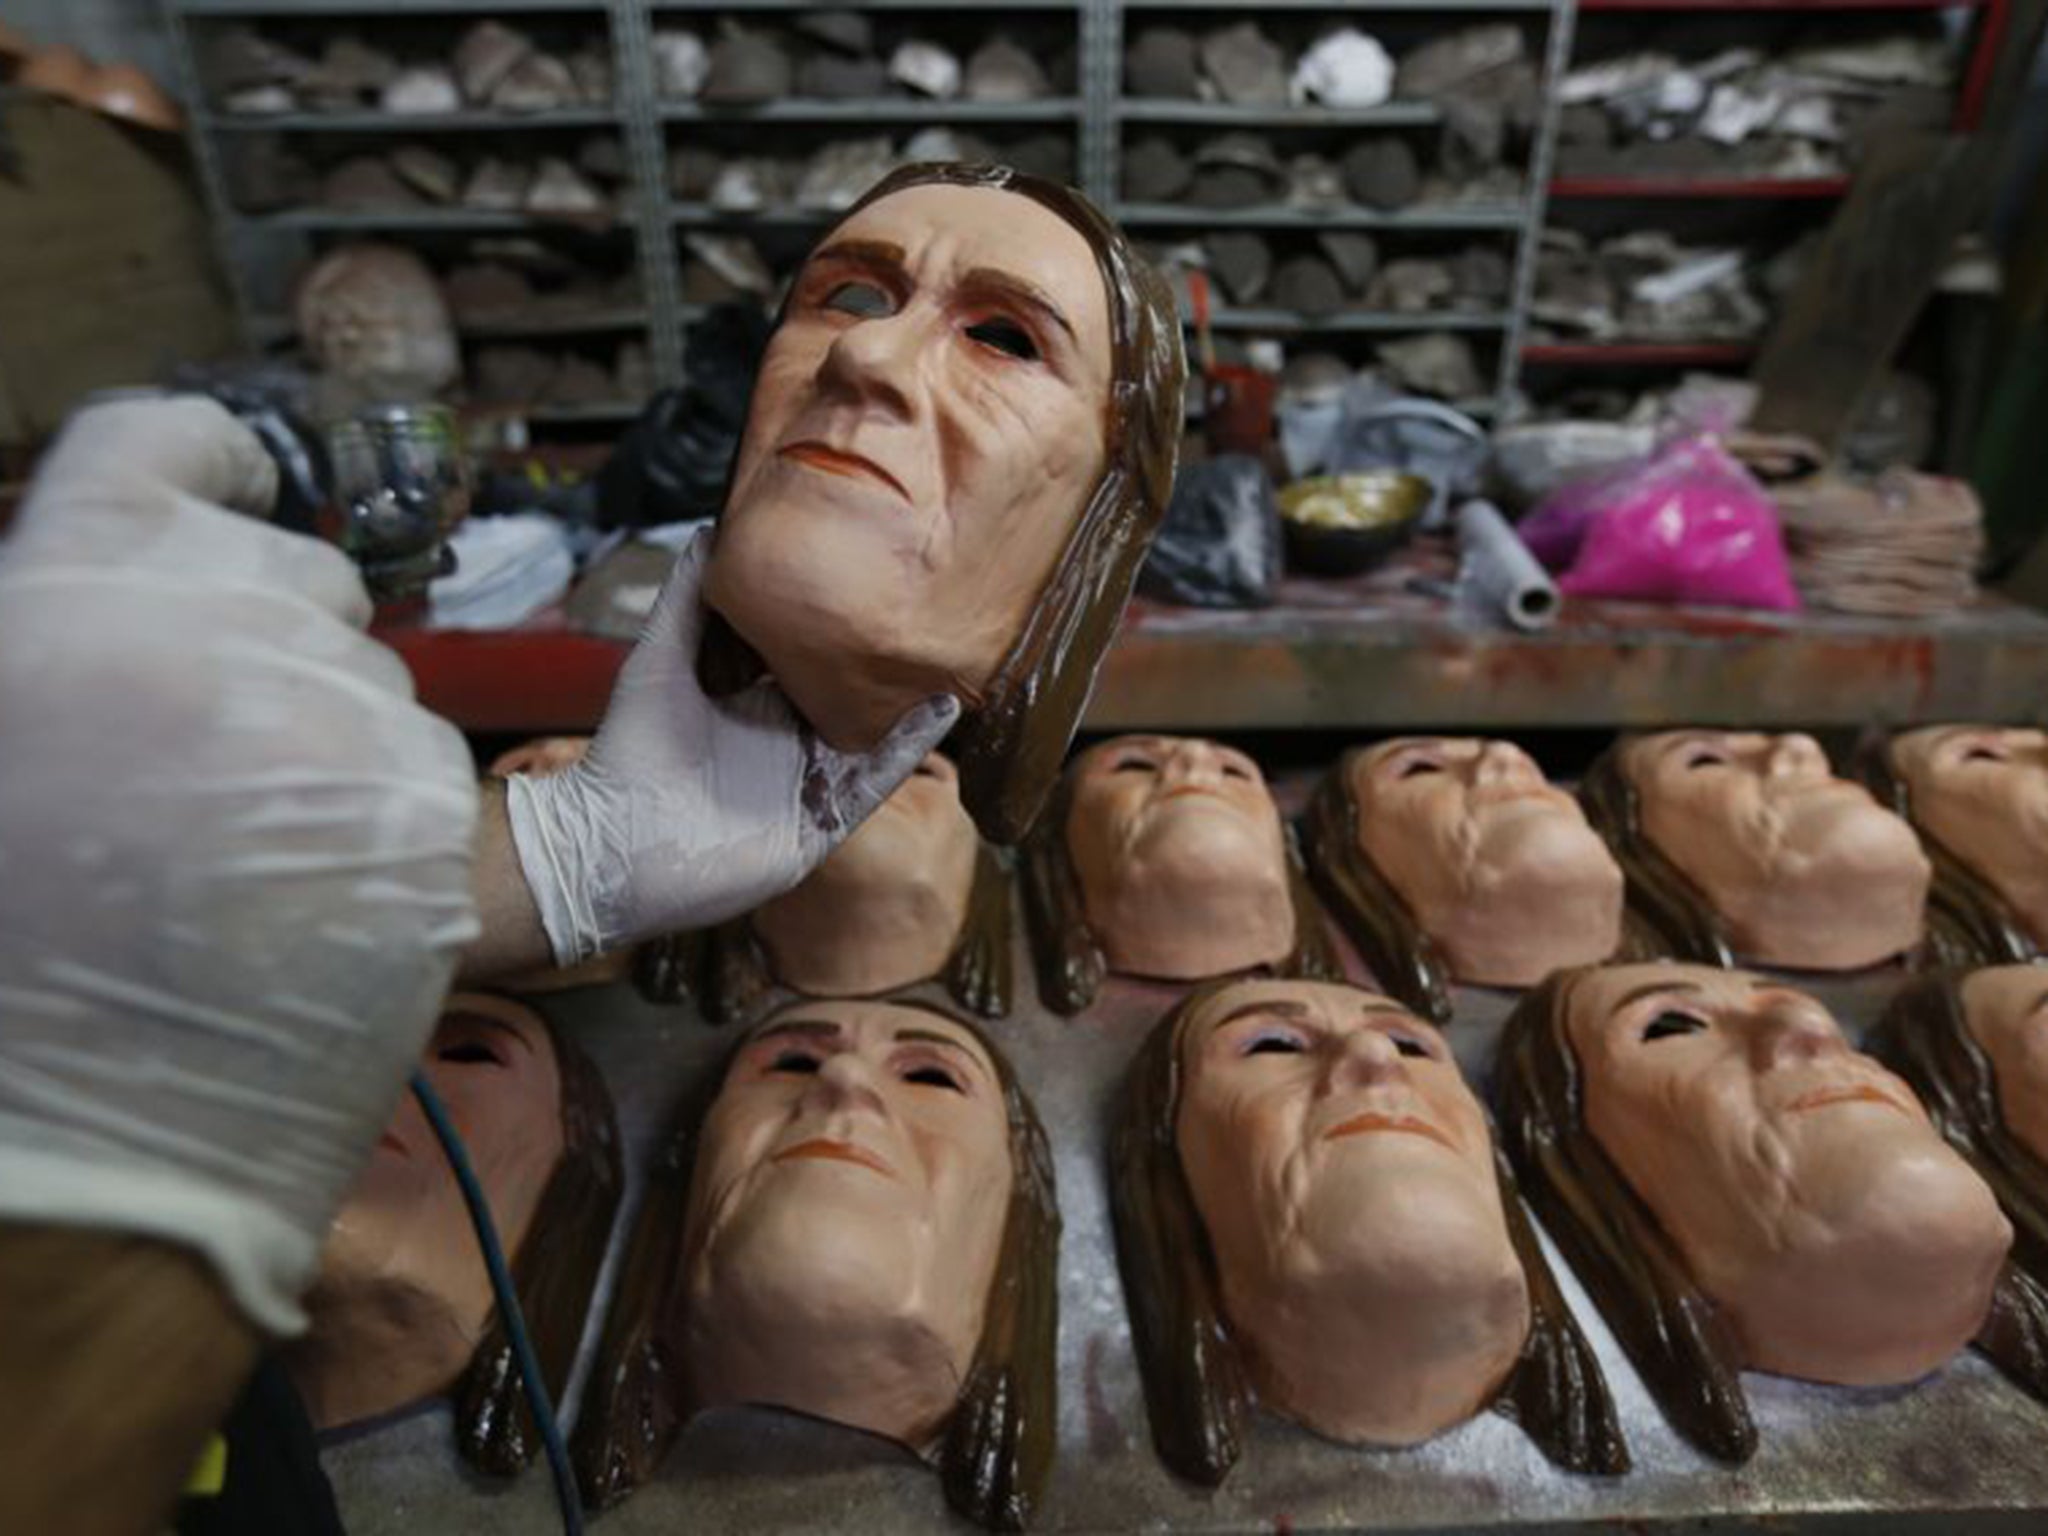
[811,161,1187,845]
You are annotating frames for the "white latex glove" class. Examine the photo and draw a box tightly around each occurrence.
[505,529,960,964]
[0,396,480,1336]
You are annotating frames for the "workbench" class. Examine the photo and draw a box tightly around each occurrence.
[324,913,2048,1535]
[379,542,2048,738]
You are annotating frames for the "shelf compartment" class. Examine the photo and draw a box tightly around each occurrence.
[669,203,835,226]
[243,208,635,231]
[1198,308,1512,333]
[1118,0,1553,10]
[1547,175,1852,199]
[649,0,1081,8]
[176,0,605,12]
[1117,201,1528,231]
[205,108,620,132]
[660,98,1079,123]
[1118,101,1441,128]
[1521,340,1761,365]
[1578,0,1979,10]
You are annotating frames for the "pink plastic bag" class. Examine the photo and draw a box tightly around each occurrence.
[1522,432,1801,612]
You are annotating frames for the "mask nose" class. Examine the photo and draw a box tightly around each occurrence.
[806,1048,891,1119]
[1765,733,1829,783]
[1327,1027,1408,1093]
[1751,999,1848,1070]
[1160,743,1227,793]
[814,303,925,422]
[1473,741,1541,790]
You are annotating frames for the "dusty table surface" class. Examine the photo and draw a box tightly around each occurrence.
[377,539,2048,736]
[324,916,2048,1535]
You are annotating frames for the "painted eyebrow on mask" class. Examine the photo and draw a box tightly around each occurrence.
[750,1018,843,1046]
[1208,996,1415,1034]
[802,238,907,280]
[440,1011,538,1056]
[1608,980,1708,1013]
[892,1027,993,1082]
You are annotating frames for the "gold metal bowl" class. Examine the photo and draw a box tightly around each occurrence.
[1276,470,1432,576]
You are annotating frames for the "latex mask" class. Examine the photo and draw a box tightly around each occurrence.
[1582,730,1928,970]
[1304,739,1622,1019]
[1111,978,1624,1485]
[1889,725,2048,954]
[691,752,1012,1021]
[1497,962,2010,1463]
[288,993,622,1474]
[1869,965,2048,1412]
[697,162,1185,845]
[1021,734,1336,1014]
[571,998,1059,1530]
[293,242,460,409]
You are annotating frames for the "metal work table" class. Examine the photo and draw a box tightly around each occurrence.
[325,920,2048,1534]
[377,541,2048,737]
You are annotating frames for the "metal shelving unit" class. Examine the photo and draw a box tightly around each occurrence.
[165,0,2005,424]
[165,0,653,414]
[1527,0,2004,383]
[165,0,1569,421]
[1101,0,1579,418]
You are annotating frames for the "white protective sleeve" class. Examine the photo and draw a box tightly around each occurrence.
[0,396,480,1335]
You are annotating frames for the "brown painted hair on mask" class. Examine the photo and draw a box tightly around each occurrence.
[1870,969,2048,1403]
[455,998,625,1477]
[1111,979,1626,1484]
[697,162,1187,846]
[1855,730,2037,968]
[569,999,1060,1530]
[644,840,1014,1024]
[1494,967,1755,1462]
[632,926,702,1010]
[1301,754,1453,1023]
[1019,757,1339,1016]
[1576,737,1738,968]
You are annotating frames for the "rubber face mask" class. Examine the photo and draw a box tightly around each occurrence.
[1962,964,2048,1166]
[704,181,1114,754]
[675,999,1014,1450]
[751,752,980,997]
[1174,979,1530,1445]
[1623,731,1930,970]
[1565,962,2009,1385]
[1893,726,2048,949]
[1067,734,1295,981]
[1348,737,1623,986]
[298,994,565,1427]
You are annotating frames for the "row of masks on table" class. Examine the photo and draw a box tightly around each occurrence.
[292,722,2048,1525]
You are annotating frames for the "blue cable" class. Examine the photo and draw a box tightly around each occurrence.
[409,1069,584,1536]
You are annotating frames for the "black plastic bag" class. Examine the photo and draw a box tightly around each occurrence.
[1138,454,1282,608]
[597,303,772,530]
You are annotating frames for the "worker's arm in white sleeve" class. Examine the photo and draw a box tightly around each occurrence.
[462,528,959,979]
[0,396,480,1536]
